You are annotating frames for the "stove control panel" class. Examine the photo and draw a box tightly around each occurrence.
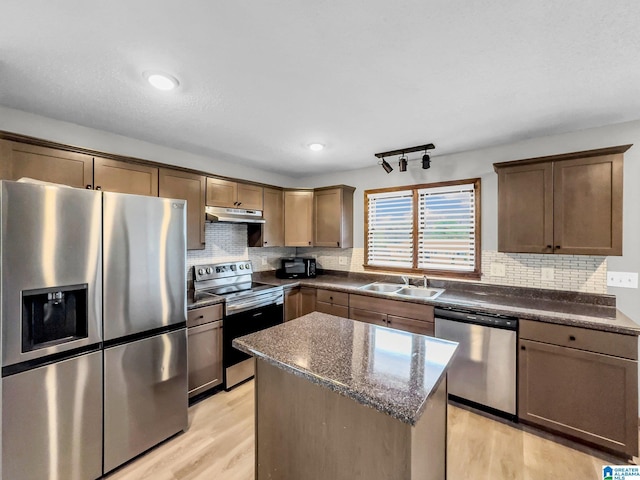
[193,260,253,281]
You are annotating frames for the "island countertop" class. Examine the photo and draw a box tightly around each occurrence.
[233,312,458,426]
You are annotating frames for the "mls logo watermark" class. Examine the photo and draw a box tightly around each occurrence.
[603,465,640,480]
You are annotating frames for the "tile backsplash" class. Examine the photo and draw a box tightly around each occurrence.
[186,223,294,279]
[189,224,608,294]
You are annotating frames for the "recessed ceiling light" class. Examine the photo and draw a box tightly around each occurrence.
[308,143,325,151]
[144,71,179,91]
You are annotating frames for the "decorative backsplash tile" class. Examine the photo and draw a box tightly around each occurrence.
[188,224,608,294]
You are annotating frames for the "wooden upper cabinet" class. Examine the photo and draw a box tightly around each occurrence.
[93,157,158,196]
[206,177,263,210]
[314,186,354,248]
[494,145,630,256]
[159,168,206,250]
[284,190,314,246]
[262,187,284,246]
[0,140,93,188]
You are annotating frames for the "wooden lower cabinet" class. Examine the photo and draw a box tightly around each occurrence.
[349,307,387,326]
[159,168,206,250]
[349,294,434,336]
[518,321,638,457]
[387,315,434,336]
[316,289,349,318]
[299,287,317,317]
[316,302,348,317]
[284,287,300,322]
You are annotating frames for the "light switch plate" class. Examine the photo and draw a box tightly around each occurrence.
[490,263,505,277]
[261,257,268,266]
[607,271,639,289]
[339,256,348,266]
[541,267,554,281]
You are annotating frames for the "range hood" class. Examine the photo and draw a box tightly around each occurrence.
[205,206,265,224]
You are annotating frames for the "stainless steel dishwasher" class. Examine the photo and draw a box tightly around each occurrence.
[434,306,518,417]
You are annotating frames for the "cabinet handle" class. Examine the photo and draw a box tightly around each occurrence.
[237,202,242,206]
[520,345,526,350]
[329,296,333,301]
[337,241,340,246]
[555,245,561,249]
[86,184,92,189]
[96,186,102,191]
[308,241,311,245]
[546,245,552,249]
[569,335,576,341]
[264,241,268,245]
[196,315,204,319]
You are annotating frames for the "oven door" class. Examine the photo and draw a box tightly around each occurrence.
[223,302,283,389]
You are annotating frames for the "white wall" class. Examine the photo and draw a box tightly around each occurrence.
[0,106,296,187]
[298,119,640,324]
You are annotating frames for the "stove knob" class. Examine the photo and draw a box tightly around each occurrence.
[239,264,244,270]
[206,267,213,274]
[215,267,221,273]
[198,268,204,275]
[245,263,250,269]
[230,265,236,271]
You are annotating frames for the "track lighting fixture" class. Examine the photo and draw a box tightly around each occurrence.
[422,149,431,170]
[374,142,435,172]
[398,153,408,172]
[380,158,393,174]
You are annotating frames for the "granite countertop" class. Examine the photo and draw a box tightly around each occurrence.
[253,271,640,335]
[233,312,458,426]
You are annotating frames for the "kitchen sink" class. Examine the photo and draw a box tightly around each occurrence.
[358,282,403,293]
[394,287,445,300]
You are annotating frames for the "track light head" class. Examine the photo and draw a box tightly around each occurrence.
[399,154,408,172]
[380,158,393,174]
[422,153,431,170]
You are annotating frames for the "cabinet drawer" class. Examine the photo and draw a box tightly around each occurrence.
[519,320,637,360]
[187,304,223,327]
[349,308,387,326]
[316,302,348,318]
[317,289,349,306]
[388,315,434,336]
[349,294,433,322]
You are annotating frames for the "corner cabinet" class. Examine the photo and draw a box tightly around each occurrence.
[284,190,314,246]
[206,177,263,210]
[495,145,630,256]
[159,168,206,250]
[314,186,354,248]
[518,320,638,457]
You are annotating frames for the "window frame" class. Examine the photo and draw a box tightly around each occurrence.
[364,177,481,280]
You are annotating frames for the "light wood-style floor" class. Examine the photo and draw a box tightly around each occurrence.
[106,380,625,480]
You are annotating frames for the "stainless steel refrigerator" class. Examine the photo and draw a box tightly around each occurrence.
[102,191,188,473]
[1,180,104,480]
[0,180,188,479]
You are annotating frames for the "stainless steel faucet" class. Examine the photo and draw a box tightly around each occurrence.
[401,275,410,286]
[423,275,429,287]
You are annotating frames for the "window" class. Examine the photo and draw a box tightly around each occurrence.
[365,178,480,279]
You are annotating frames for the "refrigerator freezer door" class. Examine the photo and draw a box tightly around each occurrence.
[103,192,186,340]
[103,329,188,473]
[2,350,103,480]
[0,181,102,367]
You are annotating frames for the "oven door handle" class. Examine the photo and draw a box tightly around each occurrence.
[226,292,284,315]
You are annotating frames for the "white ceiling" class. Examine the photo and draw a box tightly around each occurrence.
[2,1,640,177]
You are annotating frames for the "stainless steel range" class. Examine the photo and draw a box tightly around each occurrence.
[193,261,284,389]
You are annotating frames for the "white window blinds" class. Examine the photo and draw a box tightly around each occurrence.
[367,190,413,268]
[417,183,476,271]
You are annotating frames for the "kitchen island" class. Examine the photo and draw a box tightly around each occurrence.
[233,312,458,480]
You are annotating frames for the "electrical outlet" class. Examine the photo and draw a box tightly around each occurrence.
[490,263,505,277]
[339,256,348,266]
[261,257,268,266]
[607,271,639,289]
[541,267,554,281]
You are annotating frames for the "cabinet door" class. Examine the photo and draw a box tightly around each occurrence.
[387,315,434,336]
[519,339,638,456]
[314,187,342,247]
[349,308,387,326]
[206,177,237,207]
[159,168,206,250]
[284,190,314,246]
[553,155,623,255]
[187,321,223,397]
[284,287,301,322]
[497,162,553,253]
[316,301,348,318]
[299,287,317,316]
[237,183,263,210]
[262,187,284,246]
[94,157,158,196]
[0,140,93,188]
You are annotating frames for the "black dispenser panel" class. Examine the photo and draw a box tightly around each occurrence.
[22,284,89,352]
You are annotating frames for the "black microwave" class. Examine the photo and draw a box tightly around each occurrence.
[276,257,316,279]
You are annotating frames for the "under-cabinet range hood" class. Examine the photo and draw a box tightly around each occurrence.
[205,205,265,224]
